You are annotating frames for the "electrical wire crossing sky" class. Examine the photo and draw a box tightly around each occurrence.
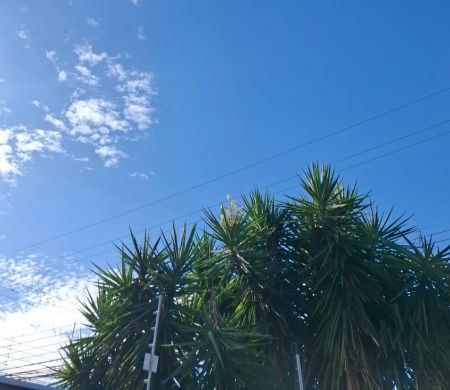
[1,0,450,384]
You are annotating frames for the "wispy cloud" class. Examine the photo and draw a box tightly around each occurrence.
[16,29,28,40]
[74,42,108,66]
[130,171,153,180]
[0,101,12,116]
[86,17,100,28]
[45,50,69,83]
[44,113,67,131]
[42,42,156,169]
[45,50,57,62]
[0,254,93,382]
[95,145,127,167]
[58,70,68,81]
[66,99,126,133]
[75,64,99,85]
[72,156,89,162]
[137,26,146,41]
[130,0,142,5]
[31,100,49,112]
[0,127,63,184]
[0,42,156,184]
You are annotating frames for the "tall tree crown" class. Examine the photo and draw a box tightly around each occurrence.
[57,165,450,390]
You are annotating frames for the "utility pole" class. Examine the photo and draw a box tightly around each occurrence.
[143,295,163,390]
[295,353,304,390]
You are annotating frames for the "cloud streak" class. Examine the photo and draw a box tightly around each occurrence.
[137,26,146,41]
[130,171,153,180]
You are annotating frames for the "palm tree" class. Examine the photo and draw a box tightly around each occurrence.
[56,164,450,389]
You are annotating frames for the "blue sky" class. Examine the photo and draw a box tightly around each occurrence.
[1,0,450,377]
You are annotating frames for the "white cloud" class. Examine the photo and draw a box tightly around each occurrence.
[44,113,67,131]
[74,43,108,66]
[0,78,5,83]
[0,130,11,144]
[16,129,63,159]
[45,50,68,83]
[7,42,157,179]
[16,29,28,40]
[120,72,155,129]
[122,74,153,94]
[0,127,63,182]
[95,145,127,167]
[124,95,153,129]
[58,70,68,81]
[130,0,142,4]
[130,171,153,180]
[16,133,46,155]
[45,50,57,63]
[75,65,99,85]
[30,100,49,112]
[0,131,19,178]
[0,254,91,309]
[0,101,11,116]
[107,62,127,81]
[137,26,146,41]
[73,156,89,162]
[86,17,100,28]
[0,254,94,383]
[66,99,126,131]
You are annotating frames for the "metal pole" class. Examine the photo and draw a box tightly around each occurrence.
[145,295,163,390]
[295,353,304,390]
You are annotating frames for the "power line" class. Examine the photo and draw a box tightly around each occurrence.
[0,358,62,372]
[0,367,61,382]
[430,228,450,236]
[9,86,450,255]
[435,236,450,244]
[2,118,450,341]
[66,207,220,257]
[1,338,70,356]
[341,128,450,172]
[333,119,450,165]
[0,369,58,379]
[0,330,90,378]
[0,130,450,375]
[3,371,60,380]
[0,328,89,347]
[0,293,85,321]
[22,119,450,259]
[0,346,60,368]
[40,118,450,264]
[0,274,91,321]
[1,337,79,355]
[3,118,450,317]
[0,348,63,365]
[0,324,81,342]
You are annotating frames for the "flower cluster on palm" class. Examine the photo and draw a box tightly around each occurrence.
[57,164,450,390]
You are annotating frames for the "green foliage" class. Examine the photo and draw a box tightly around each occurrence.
[56,164,450,389]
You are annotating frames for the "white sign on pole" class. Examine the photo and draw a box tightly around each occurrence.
[143,353,151,371]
